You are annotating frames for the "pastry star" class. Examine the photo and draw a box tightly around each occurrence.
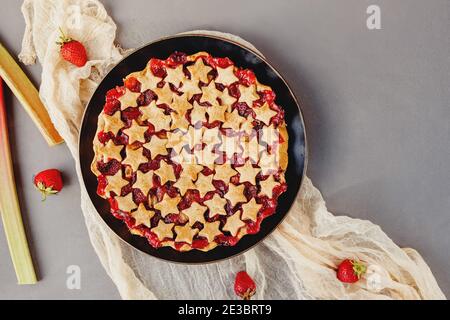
[136,70,161,91]
[254,102,277,125]
[133,170,154,196]
[174,224,199,244]
[154,194,180,217]
[103,111,124,135]
[143,135,168,157]
[200,81,221,104]
[222,109,245,131]
[122,146,148,171]
[215,65,238,86]
[235,161,261,184]
[118,89,140,110]
[105,170,129,196]
[181,163,204,180]
[151,220,174,240]
[190,101,207,125]
[259,151,279,175]
[259,124,279,145]
[153,83,174,105]
[170,93,192,115]
[195,173,216,197]
[170,111,190,131]
[131,203,155,227]
[202,127,221,145]
[182,202,207,226]
[174,175,196,195]
[238,84,259,107]
[122,120,148,144]
[167,130,187,154]
[115,192,137,212]
[240,118,255,136]
[259,175,279,197]
[97,140,123,162]
[206,103,228,123]
[213,163,238,182]
[180,78,202,99]
[224,184,247,206]
[203,194,227,216]
[187,58,212,83]
[186,125,204,149]
[140,101,171,132]
[223,211,245,236]
[164,65,185,87]
[241,198,262,222]
[218,87,237,108]
[154,160,176,185]
[199,221,222,242]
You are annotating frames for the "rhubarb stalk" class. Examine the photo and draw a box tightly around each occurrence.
[0,78,37,284]
[0,42,63,146]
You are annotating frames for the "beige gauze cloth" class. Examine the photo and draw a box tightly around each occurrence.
[19,0,445,300]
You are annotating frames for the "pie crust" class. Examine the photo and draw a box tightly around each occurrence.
[92,51,288,252]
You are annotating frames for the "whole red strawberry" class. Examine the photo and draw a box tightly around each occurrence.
[56,28,87,67]
[34,169,63,201]
[234,271,256,300]
[337,259,367,283]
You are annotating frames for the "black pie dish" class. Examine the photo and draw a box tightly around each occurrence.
[79,34,307,264]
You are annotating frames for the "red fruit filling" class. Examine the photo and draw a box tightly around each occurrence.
[124,76,141,92]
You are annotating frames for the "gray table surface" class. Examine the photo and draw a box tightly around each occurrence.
[0,0,448,299]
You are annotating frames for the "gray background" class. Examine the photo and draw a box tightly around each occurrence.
[0,0,448,299]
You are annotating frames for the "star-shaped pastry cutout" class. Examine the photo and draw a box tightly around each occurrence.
[115,192,137,212]
[190,101,207,125]
[153,83,174,105]
[238,84,259,107]
[259,124,279,145]
[151,220,174,240]
[174,224,199,244]
[240,118,255,135]
[166,130,187,154]
[154,160,176,185]
[97,140,123,162]
[118,89,140,110]
[222,109,245,131]
[182,163,204,180]
[136,70,161,91]
[173,175,196,195]
[254,102,277,125]
[143,135,168,157]
[187,58,212,83]
[103,111,124,136]
[259,151,279,175]
[223,212,245,236]
[241,198,262,222]
[170,111,190,131]
[182,202,207,226]
[213,163,238,182]
[200,80,221,104]
[180,78,202,99]
[206,103,228,123]
[199,221,222,242]
[215,65,238,85]
[170,93,192,115]
[133,170,154,196]
[131,203,155,227]
[105,171,129,196]
[235,161,261,184]
[122,120,148,144]
[122,146,148,171]
[164,65,185,87]
[218,87,237,108]
[195,173,216,197]
[203,194,227,216]
[154,194,180,217]
[202,127,221,145]
[140,101,171,132]
[259,175,279,197]
[224,184,247,206]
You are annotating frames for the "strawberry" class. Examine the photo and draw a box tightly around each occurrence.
[234,271,256,300]
[337,259,367,283]
[56,28,87,67]
[34,169,63,201]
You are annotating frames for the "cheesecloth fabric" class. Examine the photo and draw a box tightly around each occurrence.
[18,0,445,300]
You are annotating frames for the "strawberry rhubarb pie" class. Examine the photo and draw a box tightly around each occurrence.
[91,51,288,252]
